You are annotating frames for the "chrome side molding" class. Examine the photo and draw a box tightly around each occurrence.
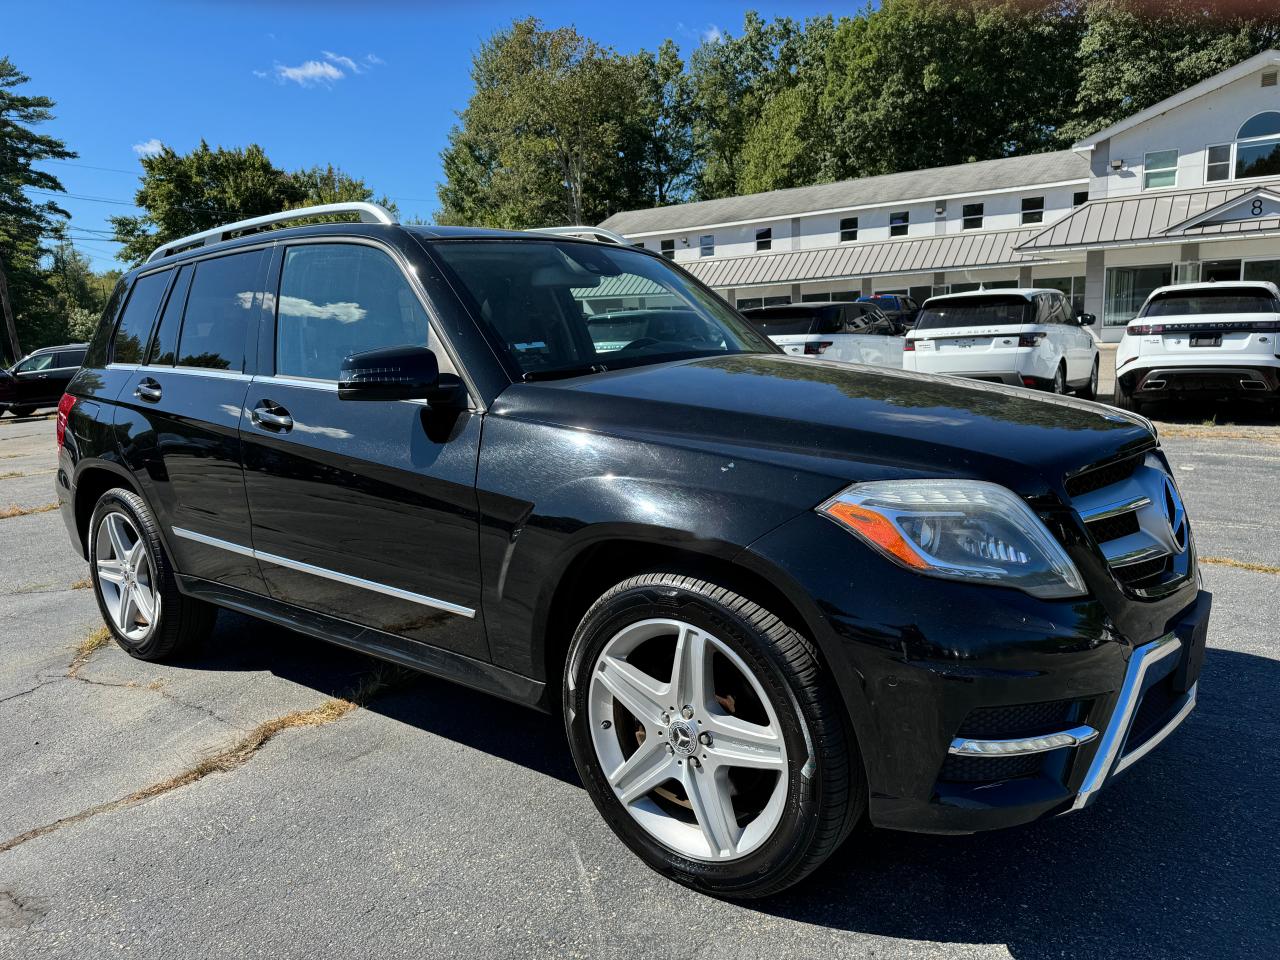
[949,725,1098,757]
[171,526,475,619]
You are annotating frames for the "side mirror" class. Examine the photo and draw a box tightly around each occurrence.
[339,345,460,403]
[1078,313,1097,326]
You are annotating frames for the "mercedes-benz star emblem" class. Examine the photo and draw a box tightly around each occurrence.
[668,719,697,757]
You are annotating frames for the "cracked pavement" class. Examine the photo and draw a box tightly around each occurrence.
[1,408,1277,960]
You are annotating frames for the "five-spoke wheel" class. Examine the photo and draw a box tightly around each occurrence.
[94,511,160,643]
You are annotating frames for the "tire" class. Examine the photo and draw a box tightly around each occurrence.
[1112,379,1142,413]
[1077,357,1099,400]
[9,406,36,419]
[563,572,863,899]
[88,488,216,661]
[1050,362,1067,394]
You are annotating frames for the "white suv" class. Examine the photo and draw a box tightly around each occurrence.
[903,289,1099,396]
[1113,281,1280,412]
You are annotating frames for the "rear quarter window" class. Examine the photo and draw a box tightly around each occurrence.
[176,250,268,371]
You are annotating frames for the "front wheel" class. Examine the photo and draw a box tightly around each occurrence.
[8,406,36,418]
[563,573,863,898]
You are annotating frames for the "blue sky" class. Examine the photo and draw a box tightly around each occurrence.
[8,0,842,271]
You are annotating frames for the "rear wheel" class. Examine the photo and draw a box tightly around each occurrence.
[1077,357,1100,400]
[1112,378,1142,413]
[89,489,216,661]
[564,572,863,898]
[1051,362,1067,394]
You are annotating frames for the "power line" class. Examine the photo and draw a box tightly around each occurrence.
[29,189,138,207]
[42,159,139,176]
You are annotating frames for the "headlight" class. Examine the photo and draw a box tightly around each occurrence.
[817,479,1086,599]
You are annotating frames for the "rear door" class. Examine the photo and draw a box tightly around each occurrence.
[114,248,270,593]
[47,348,86,402]
[239,239,486,659]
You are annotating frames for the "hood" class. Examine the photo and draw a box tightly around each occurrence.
[492,354,1154,496]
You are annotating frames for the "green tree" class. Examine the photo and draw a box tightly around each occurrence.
[286,164,398,215]
[822,0,1083,180]
[110,141,305,266]
[1066,0,1280,141]
[436,18,645,228]
[632,40,696,205]
[0,57,75,363]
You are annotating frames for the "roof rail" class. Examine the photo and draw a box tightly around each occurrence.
[145,202,398,263]
[527,225,632,246]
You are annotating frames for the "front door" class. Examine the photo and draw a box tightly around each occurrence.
[12,352,57,407]
[239,240,486,660]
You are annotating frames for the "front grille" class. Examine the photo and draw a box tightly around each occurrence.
[1086,510,1141,543]
[1065,455,1141,498]
[1113,555,1170,586]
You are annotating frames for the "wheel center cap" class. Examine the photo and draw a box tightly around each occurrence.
[668,719,697,757]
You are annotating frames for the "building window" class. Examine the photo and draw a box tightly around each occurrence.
[1206,144,1232,182]
[1021,196,1045,225]
[699,234,714,257]
[755,227,772,252]
[889,211,909,237]
[1236,112,1280,179]
[839,217,858,242]
[660,239,674,260]
[631,241,645,249]
[736,298,762,310]
[1073,190,1089,207]
[961,203,984,230]
[1105,264,1172,328]
[1143,150,1179,189]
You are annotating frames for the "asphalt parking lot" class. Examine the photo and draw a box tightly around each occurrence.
[1,395,1277,960]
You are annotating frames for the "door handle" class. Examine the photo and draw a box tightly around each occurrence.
[135,378,162,402]
[252,402,293,432]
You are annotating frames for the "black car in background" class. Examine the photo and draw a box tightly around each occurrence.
[0,343,87,417]
[857,293,921,331]
[56,206,1209,898]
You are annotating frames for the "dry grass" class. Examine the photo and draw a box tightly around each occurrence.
[67,626,113,678]
[70,578,91,590]
[0,502,58,519]
[1200,556,1280,576]
[0,471,22,480]
[0,665,404,854]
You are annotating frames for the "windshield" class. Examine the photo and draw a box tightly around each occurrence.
[1141,288,1279,317]
[914,296,1033,330]
[430,240,774,379]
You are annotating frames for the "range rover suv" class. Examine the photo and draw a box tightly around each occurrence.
[1114,281,1280,411]
[56,204,1210,898]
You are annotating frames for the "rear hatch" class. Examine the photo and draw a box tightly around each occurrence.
[1131,287,1280,364]
[909,295,1035,372]
[741,306,842,357]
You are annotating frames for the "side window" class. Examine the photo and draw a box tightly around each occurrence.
[15,354,54,373]
[111,270,172,364]
[147,265,193,366]
[276,244,433,381]
[177,250,267,371]
[55,350,86,368]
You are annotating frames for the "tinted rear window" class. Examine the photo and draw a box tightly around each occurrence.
[55,350,85,368]
[111,270,171,364]
[914,296,1033,330]
[742,307,843,336]
[1141,288,1279,317]
[176,250,267,371]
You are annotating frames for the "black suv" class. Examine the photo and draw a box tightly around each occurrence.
[1,342,86,417]
[56,205,1210,898]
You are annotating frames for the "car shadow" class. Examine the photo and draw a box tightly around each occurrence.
[183,615,1274,957]
[1147,395,1277,426]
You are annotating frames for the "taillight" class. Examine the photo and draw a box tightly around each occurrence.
[803,341,835,355]
[1017,332,1047,348]
[1127,323,1164,336]
[903,339,915,352]
[56,393,76,448]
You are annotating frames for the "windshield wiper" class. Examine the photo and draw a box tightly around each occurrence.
[522,363,609,382]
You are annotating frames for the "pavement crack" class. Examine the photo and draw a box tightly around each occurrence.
[0,665,407,856]
[67,674,242,728]
[0,678,62,706]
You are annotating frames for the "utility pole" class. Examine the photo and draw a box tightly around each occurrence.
[0,254,21,366]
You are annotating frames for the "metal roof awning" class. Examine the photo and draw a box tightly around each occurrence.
[1015,181,1280,253]
[684,228,1054,290]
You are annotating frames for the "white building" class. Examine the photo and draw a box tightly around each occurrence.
[598,50,1280,342]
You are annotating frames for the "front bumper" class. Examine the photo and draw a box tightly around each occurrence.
[744,511,1209,835]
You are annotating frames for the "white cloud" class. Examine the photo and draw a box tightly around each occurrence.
[702,24,723,43]
[261,51,383,88]
[274,59,344,87]
[132,138,164,157]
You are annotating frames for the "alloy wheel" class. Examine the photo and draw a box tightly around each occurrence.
[587,618,789,862]
[94,512,160,643]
